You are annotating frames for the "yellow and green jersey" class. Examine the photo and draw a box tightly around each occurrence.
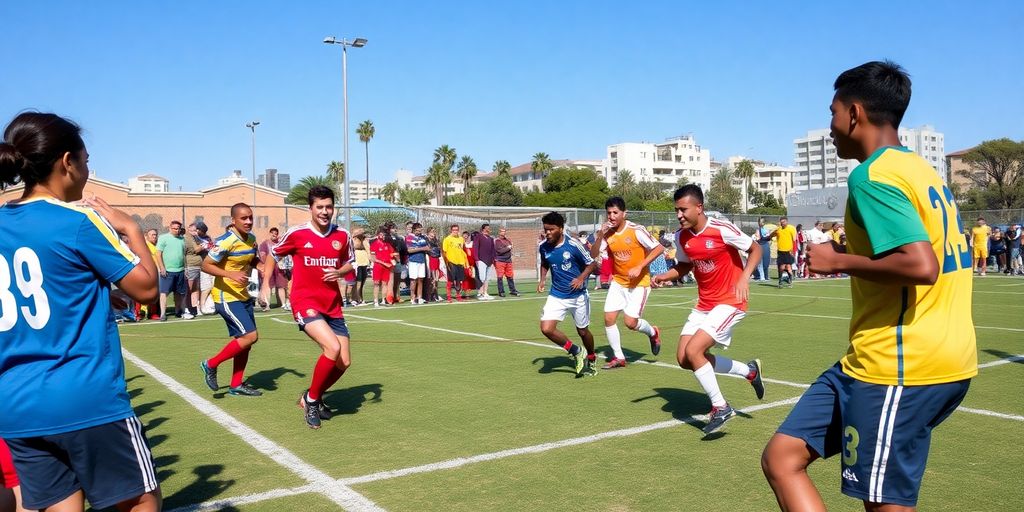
[208,229,259,303]
[841,146,977,386]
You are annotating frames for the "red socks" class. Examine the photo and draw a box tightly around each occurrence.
[308,355,337,401]
[208,340,244,368]
[321,366,346,397]
[231,347,251,388]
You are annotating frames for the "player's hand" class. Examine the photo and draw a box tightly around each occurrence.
[537,281,545,293]
[599,221,614,237]
[159,268,167,278]
[321,268,345,282]
[227,270,249,286]
[734,277,750,302]
[806,242,841,274]
[627,266,642,279]
[651,274,666,288]
[83,195,137,236]
[569,276,586,290]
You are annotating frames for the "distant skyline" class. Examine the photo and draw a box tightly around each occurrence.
[2,1,1022,192]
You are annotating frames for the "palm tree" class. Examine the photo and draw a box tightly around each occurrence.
[397,185,431,206]
[326,160,344,201]
[531,152,553,178]
[613,169,636,195]
[379,181,399,203]
[433,145,457,172]
[356,120,375,199]
[425,163,452,205]
[493,159,512,178]
[735,159,756,213]
[286,175,334,205]
[456,155,478,205]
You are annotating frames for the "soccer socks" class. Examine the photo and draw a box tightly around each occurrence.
[308,355,337,402]
[694,362,727,408]
[564,342,581,356]
[319,365,346,398]
[634,318,656,337]
[712,355,753,378]
[208,339,245,369]
[507,277,519,293]
[230,347,251,388]
[605,325,625,360]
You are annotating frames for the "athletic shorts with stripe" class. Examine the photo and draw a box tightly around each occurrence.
[777,363,970,507]
[603,281,650,318]
[215,298,257,338]
[681,304,745,347]
[541,294,590,329]
[5,416,158,510]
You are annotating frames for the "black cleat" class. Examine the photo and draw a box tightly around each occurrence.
[318,402,335,420]
[228,383,263,397]
[299,391,322,429]
[747,359,765,400]
[200,361,218,391]
[702,404,737,436]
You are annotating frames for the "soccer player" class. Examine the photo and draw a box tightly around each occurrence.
[264,185,356,430]
[770,216,798,287]
[971,217,991,276]
[443,224,468,301]
[652,185,765,436]
[589,196,664,369]
[368,227,395,307]
[761,61,976,511]
[537,212,600,377]
[199,203,264,397]
[0,112,161,511]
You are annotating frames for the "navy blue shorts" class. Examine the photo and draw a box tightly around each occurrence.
[295,310,350,337]
[215,298,257,338]
[158,270,187,295]
[777,364,970,506]
[5,416,158,509]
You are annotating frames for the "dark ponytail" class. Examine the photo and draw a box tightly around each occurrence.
[0,112,84,191]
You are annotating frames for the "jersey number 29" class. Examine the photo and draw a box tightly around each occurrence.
[0,248,51,332]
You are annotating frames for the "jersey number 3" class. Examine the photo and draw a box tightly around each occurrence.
[928,186,971,274]
[0,248,51,332]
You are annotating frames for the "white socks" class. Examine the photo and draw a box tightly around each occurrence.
[605,325,625,359]
[712,356,751,377]
[634,318,656,337]
[694,363,726,407]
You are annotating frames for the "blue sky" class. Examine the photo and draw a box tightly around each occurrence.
[2,1,1021,191]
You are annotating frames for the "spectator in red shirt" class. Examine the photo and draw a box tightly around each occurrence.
[369,227,396,307]
[494,227,520,297]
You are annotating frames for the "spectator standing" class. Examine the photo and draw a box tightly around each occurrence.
[183,223,205,315]
[971,217,991,275]
[755,217,772,281]
[369,227,396,307]
[1007,224,1022,275]
[258,227,289,310]
[494,226,520,297]
[156,220,192,320]
[193,222,215,314]
[426,227,444,301]
[442,224,468,301]
[406,222,430,304]
[144,228,161,318]
[990,228,1007,273]
[352,228,369,305]
[386,222,408,303]
[474,223,496,300]
[770,216,798,286]
[462,231,477,296]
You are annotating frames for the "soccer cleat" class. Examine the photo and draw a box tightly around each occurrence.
[581,359,598,377]
[510,291,521,296]
[317,402,335,420]
[649,326,661,356]
[228,383,263,397]
[200,361,219,391]
[702,404,737,436]
[572,347,587,376]
[602,358,627,370]
[298,391,322,429]
[747,359,765,400]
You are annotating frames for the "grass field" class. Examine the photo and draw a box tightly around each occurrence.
[109,275,1024,512]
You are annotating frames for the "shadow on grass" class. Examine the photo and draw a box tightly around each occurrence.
[531,354,575,375]
[134,400,166,419]
[245,366,306,392]
[983,349,1024,365]
[632,387,754,437]
[324,383,384,416]
[162,464,238,511]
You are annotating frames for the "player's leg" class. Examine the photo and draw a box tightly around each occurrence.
[762,433,826,512]
[621,286,660,356]
[539,296,586,375]
[476,260,488,297]
[602,282,627,367]
[204,300,260,394]
[299,317,351,428]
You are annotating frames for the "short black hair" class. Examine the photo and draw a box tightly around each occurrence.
[308,185,335,205]
[481,223,490,230]
[673,184,704,203]
[411,222,422,230]
[541,211,564,228]
[834,60,911,129]
[269,227,279,233]
[605,196,626,211]
[229,203,250,218]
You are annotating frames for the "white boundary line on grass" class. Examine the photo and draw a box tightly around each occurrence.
[165,484,316,512]
[121,349,384,512]
[978,355,1024,368]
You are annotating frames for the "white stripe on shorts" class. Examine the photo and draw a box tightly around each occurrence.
[125,417,158,492]
[222,301,246,334]
[874,385,903,502]
[868,385,902,502]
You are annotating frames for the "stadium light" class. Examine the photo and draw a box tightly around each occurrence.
[323,36,368,231]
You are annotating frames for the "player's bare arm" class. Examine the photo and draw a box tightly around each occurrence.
[652,260,693,288]
[537,265,548,293]
[628,243,666,279]
[735,242,762,301]
[260,255,277,300]
[806,240,937,285]
[85,196,159,303]
[570,260,600,290]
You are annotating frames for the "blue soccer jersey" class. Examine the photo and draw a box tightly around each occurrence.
[539,235,594,299]
[406,234,428,264]
[0,198,139,437]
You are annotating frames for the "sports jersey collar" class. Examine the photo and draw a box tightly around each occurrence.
[305,221,336,238]
[687,216,711,237]
[542,235,567,250]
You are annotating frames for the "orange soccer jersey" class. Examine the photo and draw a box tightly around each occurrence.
[599,221,660,287]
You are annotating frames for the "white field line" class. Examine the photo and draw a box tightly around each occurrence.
[270,317,402,326]
[745,310,1024,332]
[121,349,384,512]
[165,484,316,512]
[995,282,1024,287]
[978,355,1024,368]
[956,407,1024,422]
[118,312,292,327]
[337,396,802,486]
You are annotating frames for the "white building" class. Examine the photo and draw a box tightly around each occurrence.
[218,170,248,186]
[127,174,170,193]
[725,156,798,210]
[348,181,385,203]
[604,135,712,192]
[793,125,946,190]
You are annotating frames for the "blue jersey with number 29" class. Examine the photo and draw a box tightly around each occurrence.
[0,197,139,437]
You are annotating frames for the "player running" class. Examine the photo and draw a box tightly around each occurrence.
[537,212,600,377]
[762,61,976,511]
[263,185,355,430]
[652,185,765,436]
[199,203,264,397]
[589,196,664,369]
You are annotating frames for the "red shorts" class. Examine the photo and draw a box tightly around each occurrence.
[267,267,289,288]
[372,264,391,283]
[0,438,18,488]
[495,261,514,278]
[600,257,613,284]
[429,256,440,272]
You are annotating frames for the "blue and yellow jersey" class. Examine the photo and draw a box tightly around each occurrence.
[208,229,259,303]
[0,197,139,437]
[842,146,977,386]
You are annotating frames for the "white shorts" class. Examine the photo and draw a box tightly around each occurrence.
[603,281,650,318]
[541,294,591,329]
[200,271,215,292]
[681,304,746,348]
[408,261,427,279]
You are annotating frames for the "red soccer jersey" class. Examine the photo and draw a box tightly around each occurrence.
[272,222,354,318]
[675,217,753,311]
[369,238,395,269]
